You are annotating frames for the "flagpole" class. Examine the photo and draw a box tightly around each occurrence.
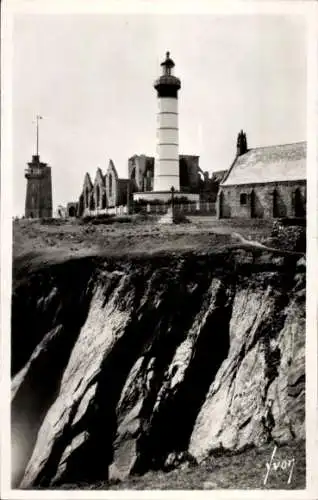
[36,115,39,156]
[36,115,42,156]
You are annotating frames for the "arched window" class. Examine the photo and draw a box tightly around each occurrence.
[109,174,113,198]
[218,190,224,218]
[273,188,279,218]
[85,187,89,208]
[96,185,100,208]
[79,194,84,215]
[90,194,95,211]
[69,206,76,217]
[102,191,107,209]
[240,193,247,205]
[293,187,305,217]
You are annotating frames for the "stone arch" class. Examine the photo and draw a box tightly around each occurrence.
[218,190,224,218]
[106,160,118,207]
[89,194,95,211]
[78,194,84,216]
[109,174,113,198]
[96,184,100,208]
[250,189,256,218]
[85,187,90,209]
[102,191,107,209]
[130,166,139,192]
[68,206,76,217]
[93,168,104,210]
[82,173,93,210]
[272,188,279,218]
[130,166,136,181]
[293,187,305,217]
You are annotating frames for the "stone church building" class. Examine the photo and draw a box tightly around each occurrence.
[217,131,306,219]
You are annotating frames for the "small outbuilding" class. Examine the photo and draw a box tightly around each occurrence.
[217,131,306,219]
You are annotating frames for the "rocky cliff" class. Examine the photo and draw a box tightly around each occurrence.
[11,251,305,488]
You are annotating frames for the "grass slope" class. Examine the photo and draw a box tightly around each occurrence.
[44,440,306,490]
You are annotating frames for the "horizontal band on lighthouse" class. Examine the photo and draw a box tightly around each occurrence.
[157,158,179,161]
[155,174,180,177]
[157,127,178,131]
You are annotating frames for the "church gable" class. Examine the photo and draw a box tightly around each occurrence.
[105,160,119,208]
[82,172,93,191]
[81,173,94,213]
[93,167,105,187]
[106,159,118,180]
[93,168,106,210]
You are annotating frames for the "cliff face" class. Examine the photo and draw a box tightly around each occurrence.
[11,252,305,488]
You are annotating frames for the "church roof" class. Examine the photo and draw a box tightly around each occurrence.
[221,141,306,187]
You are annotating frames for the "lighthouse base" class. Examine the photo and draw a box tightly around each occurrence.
[133,191,200,204]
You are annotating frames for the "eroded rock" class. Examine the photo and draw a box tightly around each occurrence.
[13,254,305,487]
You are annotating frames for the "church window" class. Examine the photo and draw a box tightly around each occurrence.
[240,193,247,205]
[102,191,107,209]
[96,185,100,207]
[109,174,113,197]
[85,187,89,208]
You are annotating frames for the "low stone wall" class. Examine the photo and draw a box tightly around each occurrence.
[135,202,216,215]
[84,206,128,217]
[83,202,216,217]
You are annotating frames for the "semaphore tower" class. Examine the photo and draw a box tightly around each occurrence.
[24,115,52,218]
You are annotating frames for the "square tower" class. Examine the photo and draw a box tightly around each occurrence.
[25,154,52,218]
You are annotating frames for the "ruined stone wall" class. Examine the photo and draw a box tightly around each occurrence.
[179,156,200,192]
[117,179,130,206]
[129,156,154,193]
[66,202,78,217]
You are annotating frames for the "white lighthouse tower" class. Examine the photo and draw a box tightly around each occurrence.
[153,51,181,192]
[132,52,199,208]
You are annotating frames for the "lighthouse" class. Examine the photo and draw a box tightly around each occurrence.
[132,52,199,207]
[153,52,181,192]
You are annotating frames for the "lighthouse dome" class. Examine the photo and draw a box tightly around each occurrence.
[154,51,181,97]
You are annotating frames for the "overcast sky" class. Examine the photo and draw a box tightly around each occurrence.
[12,13,307,215]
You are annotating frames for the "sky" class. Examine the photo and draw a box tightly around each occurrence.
[12,13,307,215]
